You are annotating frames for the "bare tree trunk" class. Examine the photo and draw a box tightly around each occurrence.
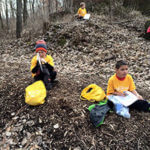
[32,0,35,15]
[109,0,113,24]
[23,0,28,26]
[48,0,55,14]
[56,0,58,12]
[42,0,46,16]
[0,13,4,29]
[5,0,9,30]
[64,0,73,13]
[16,0,22,38]
[70,0,73,13]
[48,0,51,14]
[0,0,4,29]
[9,0,15,19]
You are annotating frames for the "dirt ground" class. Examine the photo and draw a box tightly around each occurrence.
[0,14,150,150]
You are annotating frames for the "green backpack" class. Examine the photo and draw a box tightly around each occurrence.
[88,100,110,127]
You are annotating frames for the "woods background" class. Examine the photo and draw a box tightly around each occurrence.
[0,0,150,38]
[0,1,150,150]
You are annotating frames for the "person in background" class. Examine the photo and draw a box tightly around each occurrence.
[77,2,87,19]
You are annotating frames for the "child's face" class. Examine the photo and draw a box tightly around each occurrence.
[116,65,128,78]
[38,51,46,58]
[81,4,85,9]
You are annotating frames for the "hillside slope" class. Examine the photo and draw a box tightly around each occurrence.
[0,14,150,149]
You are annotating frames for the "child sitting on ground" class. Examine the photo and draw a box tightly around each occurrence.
[77,2,87,19]
[30,40,57,90]
[107,60,150,112]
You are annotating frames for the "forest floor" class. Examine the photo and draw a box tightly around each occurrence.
[0,13,150,150]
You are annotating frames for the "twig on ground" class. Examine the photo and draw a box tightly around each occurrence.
[24,134,36,150]
[101,130,113,137]
[74,132,89,150]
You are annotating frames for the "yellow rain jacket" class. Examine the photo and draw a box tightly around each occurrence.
[30,55,54,77]
[78,8,87,17]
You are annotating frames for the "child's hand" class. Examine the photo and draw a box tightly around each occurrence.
[123,91,128,96]
[137,95,144,100]
[41,58,46,63]
[118,92,126,97]
[131,90,144,100]
[114,92,126,97]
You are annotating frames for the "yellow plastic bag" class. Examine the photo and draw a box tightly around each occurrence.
[80,84,106,102]
[25,81,46,106]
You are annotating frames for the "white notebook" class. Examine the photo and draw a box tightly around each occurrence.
[108,91,138,107]
[83,14,91,20]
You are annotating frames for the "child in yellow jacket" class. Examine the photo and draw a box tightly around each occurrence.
[30,40,57,90]
[107,60,150,112]
[77,2,87,19]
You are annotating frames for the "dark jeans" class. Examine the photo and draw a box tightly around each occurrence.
[108,100,150,112]
[143,32,150,40]
[129,100,150,112]
[34,67,57,87]
[77,16,84,20]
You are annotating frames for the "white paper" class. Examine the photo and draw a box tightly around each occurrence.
[37,53,43,72]
[108,91,138,107]
[83,14,91,20]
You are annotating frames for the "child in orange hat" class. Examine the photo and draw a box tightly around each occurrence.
[30,40,57,90]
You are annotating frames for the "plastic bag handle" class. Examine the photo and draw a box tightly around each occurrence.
[80,95,95,102]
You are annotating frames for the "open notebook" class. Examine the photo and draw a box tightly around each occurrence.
[84,14,91,20]
[107,91,138,107]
